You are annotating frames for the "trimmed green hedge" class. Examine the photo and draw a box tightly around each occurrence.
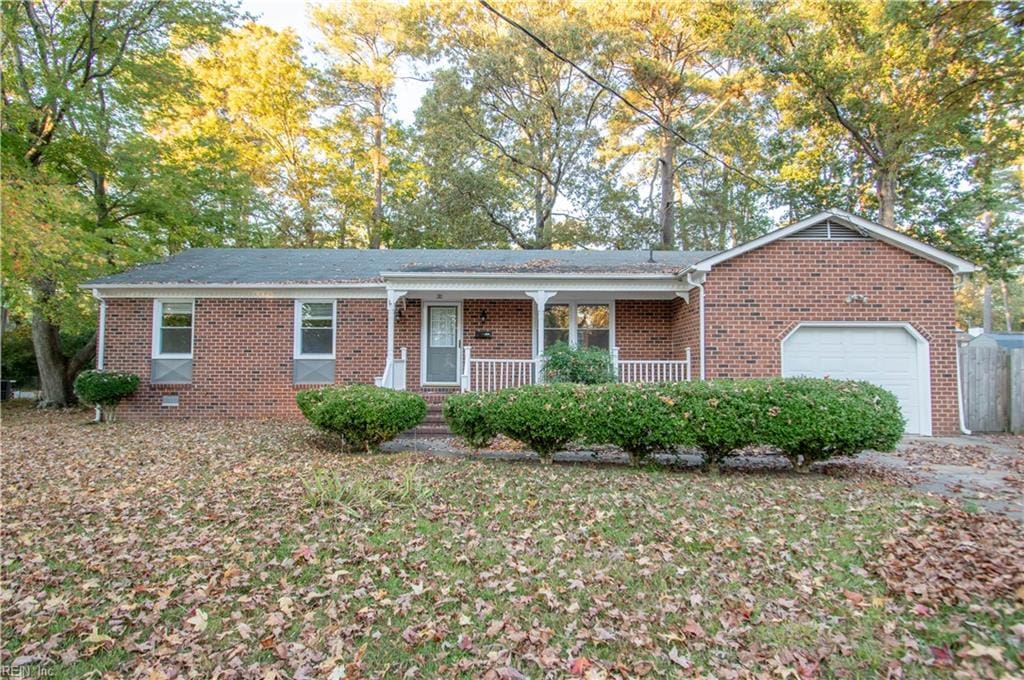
[749,378,905,471]
[442,392,497,450]
[490,383,587,464]
[582,383,681,466]
[444,378,904,470]
[297,385,426,453]
[73,369,140,422]
[542,342,614,384]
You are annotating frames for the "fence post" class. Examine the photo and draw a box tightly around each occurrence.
[1012,348,1023,434]
[460,346,472,392]
[611,346,620,382]
[685,347,692,381]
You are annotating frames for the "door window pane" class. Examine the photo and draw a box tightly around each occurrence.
[429,306,457,348]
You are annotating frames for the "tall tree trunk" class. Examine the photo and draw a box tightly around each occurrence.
[368,87,385,249]
[30,280,98,405]
[533,174,545,247]
[1000,280,1012,331]
[875,167,897,228]
[982,283,993,332]
[658,129,676,248]
[32,304,73,406]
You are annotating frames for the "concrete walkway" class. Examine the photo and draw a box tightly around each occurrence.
[861,435,1023,519]
[388,433,1024,520]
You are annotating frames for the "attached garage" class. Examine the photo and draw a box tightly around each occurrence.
[782,323,932,435]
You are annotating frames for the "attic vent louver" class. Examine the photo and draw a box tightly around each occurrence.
[787,218,868,240]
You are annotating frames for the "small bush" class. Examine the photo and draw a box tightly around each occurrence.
[296,385,426,453]
[72,369,140,422]
[753,378,904,471]
[443,392,497,450]
[543,342,614,385]
[490,383,586,464]
[661,380,764,472]
[583,383,681,466]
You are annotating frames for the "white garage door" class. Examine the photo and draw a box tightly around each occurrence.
[782,325,927,434]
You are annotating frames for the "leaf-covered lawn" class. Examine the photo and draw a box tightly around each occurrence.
[2,403,1021,678]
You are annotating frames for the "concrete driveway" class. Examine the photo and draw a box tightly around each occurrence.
[860,434,1023,519]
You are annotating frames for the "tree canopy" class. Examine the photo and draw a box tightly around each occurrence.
[2,0,1022,402]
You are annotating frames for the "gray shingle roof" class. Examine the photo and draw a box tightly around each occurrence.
[86,248,719,286]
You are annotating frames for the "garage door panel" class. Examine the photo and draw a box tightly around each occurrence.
[782,325,924,434]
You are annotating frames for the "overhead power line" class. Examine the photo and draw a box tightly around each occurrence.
[477,0,771,190]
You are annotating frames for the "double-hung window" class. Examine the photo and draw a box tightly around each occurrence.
[543,302,611,350]
[153,300,194,357]
[295,300,336,357]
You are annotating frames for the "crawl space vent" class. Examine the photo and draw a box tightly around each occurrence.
[161,395,180,407]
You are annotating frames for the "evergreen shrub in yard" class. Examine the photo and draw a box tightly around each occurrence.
[751,378,905,471]
[489,383,587,464]
[442,392,497,450]
[542,342,615,384]
[582,383,682,466]
[296,385,426,453]
[469,377,903,471]
[73,369,140,422]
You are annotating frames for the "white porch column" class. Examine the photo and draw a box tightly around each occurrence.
[525,290,556,381]
[386,289,408,364]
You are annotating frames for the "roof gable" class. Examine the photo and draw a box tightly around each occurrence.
[687,209,979,275]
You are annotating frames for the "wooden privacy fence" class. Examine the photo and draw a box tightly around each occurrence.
[959,346,1023,433]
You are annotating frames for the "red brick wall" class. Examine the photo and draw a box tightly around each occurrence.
[703,239,960,434]
[670,297,700,367]
[616,299,680,360]
[462,299,534,361]
[106,298,388,419]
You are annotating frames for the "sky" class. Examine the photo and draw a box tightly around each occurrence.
[237,0,429,124]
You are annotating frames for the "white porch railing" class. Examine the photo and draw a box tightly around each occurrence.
[460,346,692,392]
[615,347,692,384]
[375,347,407,390]
[460,346,539,392]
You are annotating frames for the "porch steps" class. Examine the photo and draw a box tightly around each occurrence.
[406,389,457,437]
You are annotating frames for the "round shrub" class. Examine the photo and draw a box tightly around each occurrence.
[752,378,904,471]
[296,385,426,453]
[542,342,614,385]
[443,392,497,450]
[660,380,763,472]
[490,383,587,464]
[583,383,682,466]
[73,369,140,422]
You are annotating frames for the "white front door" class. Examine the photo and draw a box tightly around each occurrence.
[782,324,929,435]
[423,303,461,384]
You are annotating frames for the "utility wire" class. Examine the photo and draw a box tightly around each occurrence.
[477,0,771,189]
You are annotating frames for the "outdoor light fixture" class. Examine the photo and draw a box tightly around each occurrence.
[479,309,488,324]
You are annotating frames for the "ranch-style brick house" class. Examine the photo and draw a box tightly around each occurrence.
[85,209,978,435]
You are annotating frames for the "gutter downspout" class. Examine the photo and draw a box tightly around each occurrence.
[92,289,106,422]
[951,274,972,435]
[686,272,706,380]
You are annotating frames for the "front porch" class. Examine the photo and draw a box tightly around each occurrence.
[373,277,699,393]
